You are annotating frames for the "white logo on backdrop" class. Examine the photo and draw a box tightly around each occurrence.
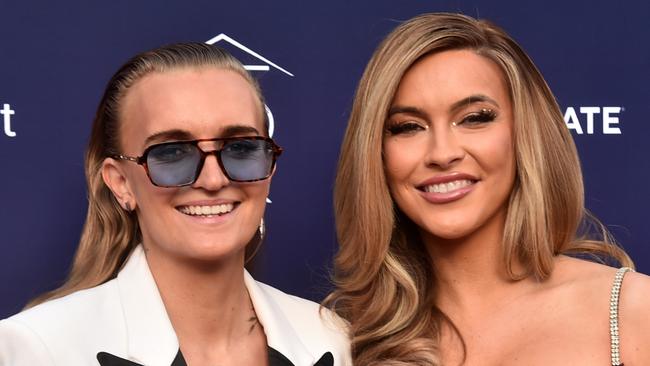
[1,103,16,138]
[564,106,623,135]
[205,33,295,138]
[205,34,293,203]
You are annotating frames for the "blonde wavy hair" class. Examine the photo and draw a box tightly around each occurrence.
[325,13,633,365]
[28,43,266,308]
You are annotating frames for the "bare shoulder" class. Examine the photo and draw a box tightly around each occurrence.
[552,257,650,363]
[618,270,650,364]
[618,269,650,305]
[545,257,622,325]
[551,255,619,292]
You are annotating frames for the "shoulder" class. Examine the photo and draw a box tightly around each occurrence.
[0,279,124,363]
[617,269,650,364]
[6,279,121,331]
[539,258,618,332]
[254,279,350,338]
[248,277,351,365]
[551,256,620,294]
[551,257,645,303]
[551,257,650,363]
[0,317,54,365]
[618,269,650,308]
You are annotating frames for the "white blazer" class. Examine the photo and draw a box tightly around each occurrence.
[0,246,351,366]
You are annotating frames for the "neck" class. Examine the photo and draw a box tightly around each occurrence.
[423,208,529,314]
[144,244,256,349]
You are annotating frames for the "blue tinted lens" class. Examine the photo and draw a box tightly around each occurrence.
[147,143,200,186]
[221,139,273,181]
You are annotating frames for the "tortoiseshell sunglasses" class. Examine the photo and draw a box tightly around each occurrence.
[113,136,283,187]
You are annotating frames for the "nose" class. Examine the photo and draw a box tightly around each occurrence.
[192,153,230,191]
[424,125,465,169]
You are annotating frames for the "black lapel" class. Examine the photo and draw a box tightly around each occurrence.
[96,352,143,366]
[314,352,334,366]
[171,350,187,366]
[267,347,334,366]
[99,348,329,366]
[268,347,295,366]
[97,350,186,366]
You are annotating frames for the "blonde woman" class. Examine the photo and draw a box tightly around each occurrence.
[326,13,650,366]
[0,43,349,366]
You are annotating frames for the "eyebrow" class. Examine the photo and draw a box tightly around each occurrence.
[143,129,194,147]
[449,94,500,112]
[387,106,428,119]
[142,124,261,147]
[387,94,500,119]
[220,124,260,137]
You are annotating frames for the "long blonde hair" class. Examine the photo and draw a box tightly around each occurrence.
[28,43,266,307]
[325,13,633,365]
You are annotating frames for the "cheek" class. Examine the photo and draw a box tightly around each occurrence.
[492,129,515,174]
[244,181,271,206]
[383,139,421,189]
[126,165,165,202]
[469,126,516,187]
[134,185,175,219]
[122,164,177,219]
[238,180,271,222]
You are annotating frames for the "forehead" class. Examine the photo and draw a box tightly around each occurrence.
[119,67,263,151]
[393,49,510,108]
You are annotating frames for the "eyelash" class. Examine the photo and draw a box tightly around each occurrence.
[385,108,498,136]
[385,122,424,135]
[457,108,498,126]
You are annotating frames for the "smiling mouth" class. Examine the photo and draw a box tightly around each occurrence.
[419,179,476,194]
[176,203,238,217]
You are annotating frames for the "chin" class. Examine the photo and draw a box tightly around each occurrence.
[427,228,472,241]
[150,234,247,265]
[420,218,479,241]
[185,237,248,260]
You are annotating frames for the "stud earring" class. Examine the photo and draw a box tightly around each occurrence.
[125,202,132,212]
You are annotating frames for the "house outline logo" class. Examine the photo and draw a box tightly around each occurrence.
[205,33,294,139]
[205,33,294,77]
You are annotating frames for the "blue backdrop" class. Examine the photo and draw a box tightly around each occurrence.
[1,0,648,318]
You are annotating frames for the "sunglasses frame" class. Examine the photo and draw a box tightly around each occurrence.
[112,135,283,187]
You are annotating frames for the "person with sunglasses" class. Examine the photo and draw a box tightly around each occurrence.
[0,43,349,366]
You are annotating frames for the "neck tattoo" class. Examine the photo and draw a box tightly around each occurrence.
[247,298,259,334]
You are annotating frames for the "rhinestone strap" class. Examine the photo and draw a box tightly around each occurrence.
[610,267,632,366]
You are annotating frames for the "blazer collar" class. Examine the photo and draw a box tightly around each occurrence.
[244,271,315,366]
[116,246,179,365]
[115,246,319,366]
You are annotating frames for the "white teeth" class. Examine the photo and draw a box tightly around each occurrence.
[178,204,235,216]
[424,179,473,193]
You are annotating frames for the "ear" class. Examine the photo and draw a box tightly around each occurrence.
[102,157,137,211]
